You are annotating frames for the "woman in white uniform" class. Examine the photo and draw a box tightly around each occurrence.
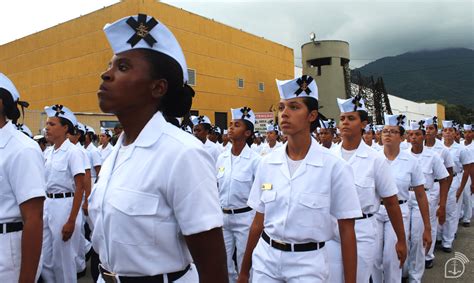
[259,122,281,156]
[98,127,114,162]
[327,96,406,283]
[238,75,362,283]
[192,115,222,164]
[0,73,45,283]
[406,119,449,282]
[88,14,227,282]
[373,115,429,283]
[42,104,86,283]
[217,107,261,282]
[440,120,472,252]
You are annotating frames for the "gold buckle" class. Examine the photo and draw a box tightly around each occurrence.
[100,265,118,283]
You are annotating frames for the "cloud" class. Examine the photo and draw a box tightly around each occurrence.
[164,0,473,68]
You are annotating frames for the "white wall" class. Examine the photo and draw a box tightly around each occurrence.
[388,94,438,121]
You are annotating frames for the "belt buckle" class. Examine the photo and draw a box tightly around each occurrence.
[100,265,118,283]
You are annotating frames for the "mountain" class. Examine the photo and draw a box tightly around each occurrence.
[352,48,474,107]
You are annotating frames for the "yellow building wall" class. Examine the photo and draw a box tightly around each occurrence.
[437,104,446,127]
[0,0,293,132]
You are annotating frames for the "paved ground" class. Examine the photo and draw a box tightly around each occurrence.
[79,223,474,283]
[423,222,474,283]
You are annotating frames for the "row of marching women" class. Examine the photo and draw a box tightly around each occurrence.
[1,12,473,283]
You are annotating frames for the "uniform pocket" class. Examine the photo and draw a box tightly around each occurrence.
[260,190,276,203]
[107,188,159,245]
[355,177,375,209]
[297,193,329,228]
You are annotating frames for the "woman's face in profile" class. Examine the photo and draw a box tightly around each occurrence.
[98,49,154,115]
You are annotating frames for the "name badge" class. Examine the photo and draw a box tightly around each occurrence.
[261,183,272,190]
[218,167,225,173]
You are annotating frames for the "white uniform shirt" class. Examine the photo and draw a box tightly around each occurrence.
[88,112,223,276]
[400,140,411,150]
[75,143,92,172]
[0,121,46,223]
[444,142,472,174]
[409,147,449,200]
[386,150,425,201]
[84,143,102,178]
[247,140,362,243]
[425,139,454,170]
[216,145,261,209]
[44,139,85,194]
[221,142,232,153]
[331,141,398,214]
[99,143,114,162]
[251,143,263,154]
[203,138,221,164]
[259,142,282,157]
[371,142,383,151]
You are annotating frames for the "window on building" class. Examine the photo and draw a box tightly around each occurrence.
[187,69,196,86]
[215,112,228,130]
[258,82,265,92]
[237,78,244,89]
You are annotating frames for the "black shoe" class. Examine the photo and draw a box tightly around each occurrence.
[425,260,434,269]
[442,247,452,253]
[435,240,442,246]
[463,222,470,227]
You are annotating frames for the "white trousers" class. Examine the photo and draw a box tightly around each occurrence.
[440,176,461,248]
[41,197,82,283]
[426,183,440,261]
[252,237,329,282]
[0,230,42,282]
[373,203,409,283]
[96,263,199,283]
[404,196,425,283]
[460,177,472,223]
[327,216,377,283]
[223,210,254,283]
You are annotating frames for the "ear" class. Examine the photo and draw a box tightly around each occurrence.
[151,79,168,100]
[361,120,368,130]
[244,129,252,139]
[309,109,318,123]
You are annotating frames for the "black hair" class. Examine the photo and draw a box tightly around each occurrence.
[58,117,75,135]
[0,88,21,124]
[399,126,405,136]
[200,123,212,133]
[243,120,255,147]
[301,97,320,132]
[85,132,97,143]
[140,49,195,117]
[357,110,369,122]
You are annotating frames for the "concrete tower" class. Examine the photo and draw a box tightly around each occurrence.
[301,40,351,120]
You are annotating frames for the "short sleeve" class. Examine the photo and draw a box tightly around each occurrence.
[92,150,103,167]
[374,156,398,198]
[247,162,265,213]
[410,159,426,187]
[330,160,362,219]
[9,148,46,204]
[442,148,455,169]
[460,148,473,165]
[69,148,86,177]
[169,147,223,236]
[433,154,449,180]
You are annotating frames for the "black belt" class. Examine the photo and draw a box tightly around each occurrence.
[261,230,324,252]
[99,264,190,283]
[355,213,373,220]
[222,206,252,214]
[381,200,407,205]
[434,179,439,182]
[0,222,23,234]
[409,187,429,191]
[46,192,74,199]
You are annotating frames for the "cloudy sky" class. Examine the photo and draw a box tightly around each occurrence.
[1,0,472,68]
